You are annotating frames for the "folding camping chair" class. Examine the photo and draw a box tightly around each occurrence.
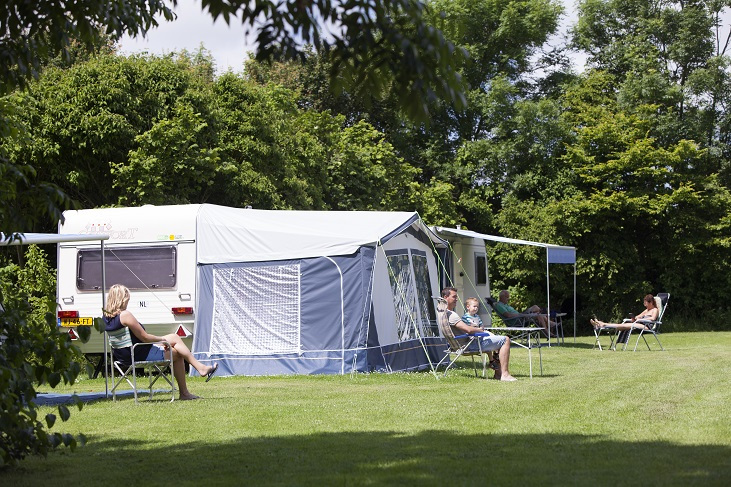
[486,296,558,342]
[433,297,491,378]
[593,293,669,351]
[108,330,175,403]
[627,293,669,351]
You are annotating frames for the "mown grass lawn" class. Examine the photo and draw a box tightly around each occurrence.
[3,332,730,486]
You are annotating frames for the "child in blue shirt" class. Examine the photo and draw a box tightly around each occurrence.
[462,297,499,370]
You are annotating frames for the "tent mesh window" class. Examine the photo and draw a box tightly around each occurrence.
[387,249,438,340]
[210,264,301,355]
[412,252,437,336]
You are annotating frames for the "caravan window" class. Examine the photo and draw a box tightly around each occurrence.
[76,246,177,291]
[475,253,487,285]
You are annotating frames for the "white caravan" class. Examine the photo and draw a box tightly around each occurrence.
[57,205,199,364]
[431,227,493,326]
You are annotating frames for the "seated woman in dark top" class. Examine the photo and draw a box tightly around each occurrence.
[591,294,659,331]
[104,284,218,400]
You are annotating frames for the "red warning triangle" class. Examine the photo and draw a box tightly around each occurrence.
[68,328,79,340]
[175,325,192,337]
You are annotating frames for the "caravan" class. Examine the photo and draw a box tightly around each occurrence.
[57,204,449,376]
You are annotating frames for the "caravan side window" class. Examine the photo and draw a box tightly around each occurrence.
[475,253,487,285]
[76,246,177,291]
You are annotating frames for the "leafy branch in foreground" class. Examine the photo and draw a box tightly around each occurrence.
[201,0,468,120]
[0,246,89,467]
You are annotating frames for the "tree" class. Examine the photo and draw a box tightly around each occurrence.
[0,1,175,95]
[1,0,470,120]
[113,105,220,205]
[0,245,87,466]
[2,52,218,214]
[495,69,731,325]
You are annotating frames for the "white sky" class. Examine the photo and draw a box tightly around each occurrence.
[118,1,253,74]
[117,1,588,75]
[117,1,729,76]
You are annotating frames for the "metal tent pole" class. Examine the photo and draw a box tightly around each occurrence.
[574,261,577,342]
[546,248,551,346]
[101,240,108,398]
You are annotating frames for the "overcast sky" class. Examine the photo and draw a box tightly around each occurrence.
[118,1,254,73]
[117,1,588,74]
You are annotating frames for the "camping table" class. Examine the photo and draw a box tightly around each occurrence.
[520,312,566,347]
[481,326,543,378]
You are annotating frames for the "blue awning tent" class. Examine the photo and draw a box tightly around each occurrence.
[433,227,577,342]
[188,206,449,375]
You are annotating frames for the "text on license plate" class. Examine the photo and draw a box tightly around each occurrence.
[59,317,94,327]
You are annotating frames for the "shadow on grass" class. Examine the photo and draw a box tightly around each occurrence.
[548,341,597,349]
[438,361,556,379]
[7,431,728,485]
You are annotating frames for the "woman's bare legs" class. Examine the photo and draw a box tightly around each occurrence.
[591,319,640,331]
[161,334,216,400]
[162,334,215,376]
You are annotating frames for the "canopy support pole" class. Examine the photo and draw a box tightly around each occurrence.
[102,239,108,397]
[546,248,551,346]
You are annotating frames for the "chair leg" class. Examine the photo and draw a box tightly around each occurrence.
[133,365,139,404]
[434,351,452,377]
[621,329,633,351]
[653,333,665,351]
[633,331,649,352]
[443,351,462,377]
[537,333,543,375]
[593,330,603,351]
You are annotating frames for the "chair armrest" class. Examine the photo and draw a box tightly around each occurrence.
[453,332,494,340]
[635,319,660,329]
[131,340,170,349]
[130,340,171,363]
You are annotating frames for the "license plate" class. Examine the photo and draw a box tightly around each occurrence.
[59,317,94,327]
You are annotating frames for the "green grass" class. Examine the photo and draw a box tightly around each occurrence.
[3,332,731,486]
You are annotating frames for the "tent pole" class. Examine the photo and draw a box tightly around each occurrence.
[101,239,108,398]
[574,261,577,343]
[546,248,551,346]
[324,257,345,375]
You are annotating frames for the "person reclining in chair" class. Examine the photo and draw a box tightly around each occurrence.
[590,294,659,331]
[494,290,555,332]
[442,287,517,381]
[104,284,218,400]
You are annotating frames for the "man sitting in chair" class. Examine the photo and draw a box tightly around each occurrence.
[442,287,517,381]
[494,290,555,333]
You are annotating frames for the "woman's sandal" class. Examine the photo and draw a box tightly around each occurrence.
[205,363,219,382]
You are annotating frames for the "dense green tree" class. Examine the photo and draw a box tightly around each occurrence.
[113,104,221,205]
[2,52,217,214]
[493,69,731,326]
[0,245,86,466]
